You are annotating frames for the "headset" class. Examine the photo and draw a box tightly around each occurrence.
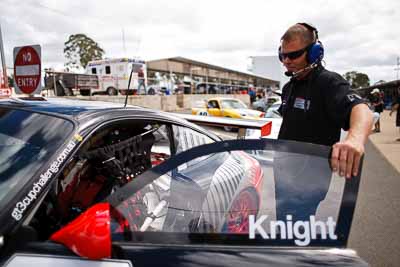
[278,22,324,65]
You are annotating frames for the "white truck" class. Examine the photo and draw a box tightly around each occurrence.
[85,58,147,95]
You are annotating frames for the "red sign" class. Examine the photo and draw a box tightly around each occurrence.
[13,45,41,95]
[0,88,11,98]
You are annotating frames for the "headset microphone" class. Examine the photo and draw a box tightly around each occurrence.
[285,63,318,78]
[285,71,293,77]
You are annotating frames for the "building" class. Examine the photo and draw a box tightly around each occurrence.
[146,57,279,94]
[247,56,288,89]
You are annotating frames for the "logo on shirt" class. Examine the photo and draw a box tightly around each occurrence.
[293,97,310,111]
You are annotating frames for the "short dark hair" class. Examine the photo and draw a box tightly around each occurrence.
[281,24,315,46]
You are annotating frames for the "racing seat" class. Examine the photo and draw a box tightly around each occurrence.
[84,131,156,182]
[56,131,155,221]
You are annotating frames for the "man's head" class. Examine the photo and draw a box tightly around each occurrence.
[279,23,322,77]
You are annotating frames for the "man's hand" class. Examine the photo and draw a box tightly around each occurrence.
[331,135,365,179]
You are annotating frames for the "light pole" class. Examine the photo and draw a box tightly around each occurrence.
[0,24,8,89]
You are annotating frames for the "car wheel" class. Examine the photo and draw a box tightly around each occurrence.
[107,87,118,96]
[148,88,155,95]
[80,89,90,96]
[225,188,259,233]
[223,116,233,132]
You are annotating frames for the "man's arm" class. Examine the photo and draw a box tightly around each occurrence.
[331,104,373,178]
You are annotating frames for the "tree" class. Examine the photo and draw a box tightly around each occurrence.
[64,34,105,70]
[8,75,13,88]
[343,71,370,89]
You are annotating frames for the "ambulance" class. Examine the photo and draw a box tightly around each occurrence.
[85,58,147,95]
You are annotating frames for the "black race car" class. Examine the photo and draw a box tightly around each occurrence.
[0,97,368,266]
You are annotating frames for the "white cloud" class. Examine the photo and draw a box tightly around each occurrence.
[0,0,399,83]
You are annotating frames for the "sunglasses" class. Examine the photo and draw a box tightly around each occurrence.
[280,47,307,60]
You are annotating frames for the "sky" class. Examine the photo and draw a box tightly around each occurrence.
[1,0,400,84]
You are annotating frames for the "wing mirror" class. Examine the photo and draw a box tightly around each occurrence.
[50,203,111,260]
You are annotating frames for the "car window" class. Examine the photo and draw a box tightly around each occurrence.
[108,139,361,247]
[208,100,219,109]
[172,125,214,154]
[172,125,216,170]
[35,120,172,227]
[221,99,247,109]
[0,108,74,215]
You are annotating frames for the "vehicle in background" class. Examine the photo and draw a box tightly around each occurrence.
[264,100,282,119]
[86,58,147,95]
[44,71,99,96]
[192,97,264,119]
[146,85,170,95]
[252,95,280,112]
[192,97,264,131]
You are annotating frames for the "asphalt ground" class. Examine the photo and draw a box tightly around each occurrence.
[348,140,400,267]
[201,123,400,267]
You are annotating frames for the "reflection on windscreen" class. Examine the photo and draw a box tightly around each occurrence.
[0,108,74,209]
[110,143,349,247]
[221,100,247,109]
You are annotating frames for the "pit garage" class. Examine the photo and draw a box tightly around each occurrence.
[146,57,279,95]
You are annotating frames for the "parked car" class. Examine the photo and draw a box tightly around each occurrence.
[264,100,282,118]
[146,85,168,95]
[252,96,280,112]
[192,97,264,131]
[192,97,264,119]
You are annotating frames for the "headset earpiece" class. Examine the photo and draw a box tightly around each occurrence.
[307,40,324,64]
[278,46,283,62]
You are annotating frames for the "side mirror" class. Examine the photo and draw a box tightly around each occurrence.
[50,203,111,260]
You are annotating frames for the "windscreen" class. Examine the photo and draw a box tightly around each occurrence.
[0,108,74,211]
[221,99,247,109]
[107,139,360,247]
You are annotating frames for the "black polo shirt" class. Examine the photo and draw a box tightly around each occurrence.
[278,66,366,146]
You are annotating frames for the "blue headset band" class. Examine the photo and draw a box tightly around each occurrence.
[297,22,319,41]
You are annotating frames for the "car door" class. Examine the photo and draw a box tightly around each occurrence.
[91,138,365,266]
[207,100,222,117]
[4,136,366,266]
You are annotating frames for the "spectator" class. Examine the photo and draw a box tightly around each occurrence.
[248,88,256,103]
[369,88,384,132]
[389,87,400,141]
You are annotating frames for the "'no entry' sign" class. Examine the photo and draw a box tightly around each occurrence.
[13,45,42,95]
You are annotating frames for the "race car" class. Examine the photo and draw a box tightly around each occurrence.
[192,97,264,119]
[0,97,367,266]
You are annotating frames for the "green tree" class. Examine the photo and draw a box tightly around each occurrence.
[343,71,370,89]
[64,34,105,70]
[8,75,13,88]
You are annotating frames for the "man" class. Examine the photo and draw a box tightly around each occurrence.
[274,23,373,220]
[369,88,384,132]
[389,87,400,141]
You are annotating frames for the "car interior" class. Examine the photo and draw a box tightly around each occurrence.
[28,120,172,241]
